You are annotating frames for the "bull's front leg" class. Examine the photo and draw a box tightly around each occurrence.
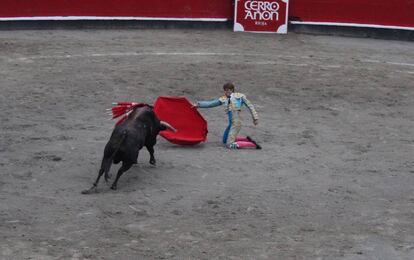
[111,161,133,190]
[146,145,156,165]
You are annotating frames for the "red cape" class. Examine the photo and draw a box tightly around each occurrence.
[153,96,208,145]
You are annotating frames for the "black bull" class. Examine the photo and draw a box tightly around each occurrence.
[82,105,175,194]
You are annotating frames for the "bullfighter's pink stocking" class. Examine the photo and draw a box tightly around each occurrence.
[235,136,249,142]
[235,141,257,149]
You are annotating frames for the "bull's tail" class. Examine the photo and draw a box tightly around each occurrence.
[102,130,128,182]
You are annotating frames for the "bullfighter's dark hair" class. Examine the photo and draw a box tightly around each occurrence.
[223,82,235,91]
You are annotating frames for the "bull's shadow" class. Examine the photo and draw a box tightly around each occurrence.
[96,163,161,192]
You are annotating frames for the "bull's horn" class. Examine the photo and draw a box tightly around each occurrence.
[160,121,177,132]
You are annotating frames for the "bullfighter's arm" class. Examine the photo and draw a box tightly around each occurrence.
[242,95,259,121]
[196,98,223,108]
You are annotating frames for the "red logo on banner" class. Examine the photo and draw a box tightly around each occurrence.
[234,0,289,33]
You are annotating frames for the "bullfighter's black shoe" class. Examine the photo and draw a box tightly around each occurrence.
[247,136,262,150]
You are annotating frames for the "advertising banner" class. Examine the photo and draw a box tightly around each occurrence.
[234,0,289,33]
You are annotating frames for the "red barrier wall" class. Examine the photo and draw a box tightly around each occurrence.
[0,0,233,19]
[1,0,413,29]
[289,0,414,29]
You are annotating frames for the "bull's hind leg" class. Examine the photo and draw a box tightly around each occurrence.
[81,168,105,194]
[146,145,156,165]
[81,157,112,194]
[110,161,133,190]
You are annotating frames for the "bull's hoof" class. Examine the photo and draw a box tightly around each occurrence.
[149,159,156,165]
[110,185,117,190]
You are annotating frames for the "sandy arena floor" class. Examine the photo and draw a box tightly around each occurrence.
[1,29,414,259]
